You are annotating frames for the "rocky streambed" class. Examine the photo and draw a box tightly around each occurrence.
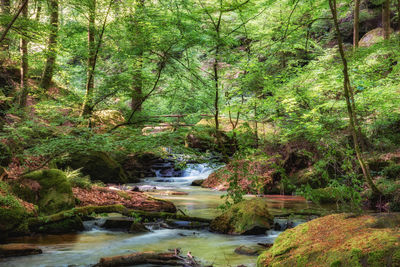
[0,163,321,267]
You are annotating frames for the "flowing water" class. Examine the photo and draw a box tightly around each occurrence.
[1,164,317,267]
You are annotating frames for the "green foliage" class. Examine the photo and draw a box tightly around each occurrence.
[64,167,92,189]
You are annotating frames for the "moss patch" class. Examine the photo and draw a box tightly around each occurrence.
[210,198,274,235]
[21,169,75,215]
[58,151,128,184]
[257,213,400,267]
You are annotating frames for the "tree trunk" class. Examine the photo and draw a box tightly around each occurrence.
[0,0,10,51]
[397,0,400,31]
[382,0,390,40]
[39,0,59,90]
[353,0,360,49]
[19,0,28,108]
[328,0,382,196]
[131,56,143,111]
[81,0,96,116]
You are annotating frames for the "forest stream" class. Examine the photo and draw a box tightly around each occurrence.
[0,163,319,267]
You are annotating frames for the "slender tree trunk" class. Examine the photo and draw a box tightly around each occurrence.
[397,0,400,31]
[131,56,143,111]
[353,0,360,49]
[39,0,59,90]
[81,0,96,116]
[131,0,144,111]
[213,45,219,132]
[0,0,29,44]
[35,0,42,21]
[382,0,390,40]
[329,0,382,196]
[19,0,28,107]
[0,0,10,51]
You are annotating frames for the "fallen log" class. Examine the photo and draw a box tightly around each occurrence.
[27,204,211,230]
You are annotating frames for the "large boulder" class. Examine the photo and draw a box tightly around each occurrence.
[359,27,393,47]
[257,213,400,267]
[185,127,236,155]
[0,181,36,238]
[15,169,75,215]
[122,152,182,180]
[210,198,274,235]
[59,151,129,184]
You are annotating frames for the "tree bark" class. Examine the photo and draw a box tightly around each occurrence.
[0,0,10,51]
[39,0,59,90]
[81,0,96,116]
[353,0,360,49]
[382,0,390,40]
[397,0,400,31]
[19,0,28,108]
[328,0,382,196]
[131,0,144,112]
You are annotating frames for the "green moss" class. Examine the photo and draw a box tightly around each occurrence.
[382,163,400,180]
[57,151,128,184]
[0,181,33,238]
[210,198,273,234]
[32,216,84,234]
[257,214,400,267]
[22,169,75,215]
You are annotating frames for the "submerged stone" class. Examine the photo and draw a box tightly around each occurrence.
[210,198,274,235]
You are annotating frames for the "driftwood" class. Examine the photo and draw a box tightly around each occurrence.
[94,251,205,267]
[27,204,211,229]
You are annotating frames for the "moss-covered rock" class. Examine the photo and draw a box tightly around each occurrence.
[0,181,35,238]
[185,127,235,155]
[257,213,400,267]
[19,169,75,215]
[0,143,12,167]
[58,151,128,184]
[210,198,274,235]
[32,216,84,234]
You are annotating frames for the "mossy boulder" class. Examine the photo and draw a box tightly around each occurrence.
[32,216,84,234]
[210,198,274,235]
[0,143,12,167]
[0,181,35,238]
[257,213,400,267]
[185,127,235,155]
[20,169,75,215]
[59,151,128,184]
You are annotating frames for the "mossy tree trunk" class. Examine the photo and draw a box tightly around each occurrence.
[353,0,360,49]
[0,0,10,51]
[39,0,59,91]
[131,0,144,112]
[328,0,382,196]
[81,0,96,117]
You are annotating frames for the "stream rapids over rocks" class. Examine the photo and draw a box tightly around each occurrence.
[0,163,316,267]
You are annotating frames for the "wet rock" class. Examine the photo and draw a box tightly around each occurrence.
[234,245,261,256]
[122,152,183,180]
[0,244,42,258]
[102,217,134,230]
[191,179,204,186]
[165,220,209,229]
[32,216,84,234]
[129,222,149,233]
[210,198,274,235]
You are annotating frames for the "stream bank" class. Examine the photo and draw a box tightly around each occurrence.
[0,163,317,267]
